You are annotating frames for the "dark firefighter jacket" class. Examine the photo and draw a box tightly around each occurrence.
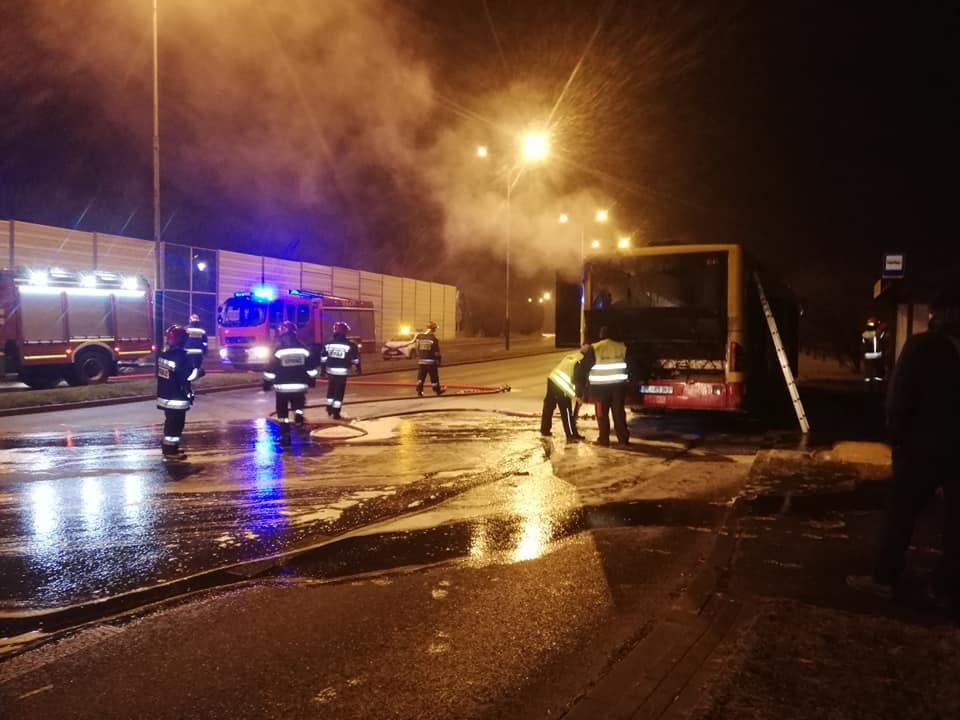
[415,330,441,366]
[185,322,209,360]
[263,335,318,395]
[321,333,361,376]
[156,346,198,410]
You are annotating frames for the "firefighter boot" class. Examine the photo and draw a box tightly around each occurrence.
[294,411,305,427]
[161,443,187,461]
[279,422,292,446]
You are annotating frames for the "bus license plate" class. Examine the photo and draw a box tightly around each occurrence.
[640,385,673,394]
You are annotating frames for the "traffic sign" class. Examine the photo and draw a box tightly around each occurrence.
[882,252,905,279]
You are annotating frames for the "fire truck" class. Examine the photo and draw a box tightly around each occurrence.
[216,286,375,369]
[0,266,155,389]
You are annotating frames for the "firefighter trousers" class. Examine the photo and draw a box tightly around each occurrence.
[275,392,306,429]
[162,409,187,451]
[326,375,347,418]
[416,364,440,394]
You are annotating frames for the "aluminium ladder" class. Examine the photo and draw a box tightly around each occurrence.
[754,272,810,434]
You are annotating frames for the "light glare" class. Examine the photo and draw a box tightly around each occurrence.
[521,131,549,162]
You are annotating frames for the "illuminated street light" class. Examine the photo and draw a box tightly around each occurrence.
[558,213,569,224]
[542,291,551,300]
[478,130,551,350]
[591,239,601,249]
[521,131,549,162]
[618,236,631,249]
[596,209,609,223]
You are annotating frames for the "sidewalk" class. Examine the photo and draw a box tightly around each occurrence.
[692,446,960,719]
[574,443,960,720]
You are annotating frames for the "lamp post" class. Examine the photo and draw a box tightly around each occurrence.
[478,131,549,350]
[152,0,164,332]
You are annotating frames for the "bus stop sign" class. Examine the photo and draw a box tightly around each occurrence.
[882,252,905,279]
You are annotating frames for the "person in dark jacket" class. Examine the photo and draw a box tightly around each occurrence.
[156,324,199,460]
[320,321,361,419]
[263,321,318,443]
[415,321,444,397]
[184,312,209,373]
[848,287,960,606]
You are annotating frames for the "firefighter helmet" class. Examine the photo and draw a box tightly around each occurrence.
[165,324,187,348]
[866,317,878,328]
[425,321,438,331]
[280,321,297,335]
[189,312,200,323]
[332,321,351,335]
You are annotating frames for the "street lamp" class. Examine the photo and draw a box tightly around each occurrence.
[480,130,550,350]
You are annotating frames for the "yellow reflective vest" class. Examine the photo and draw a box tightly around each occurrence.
[549,352,583,399]
[587,338,628,385]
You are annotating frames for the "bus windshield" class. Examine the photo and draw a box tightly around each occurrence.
[586,250,728,343]
[219,297,267,327]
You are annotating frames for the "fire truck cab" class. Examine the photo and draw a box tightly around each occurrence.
[216,286,375,370]
[0,266,155,389]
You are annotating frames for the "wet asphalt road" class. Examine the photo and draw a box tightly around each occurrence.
[0,354,790,624]
[0,354,896,719]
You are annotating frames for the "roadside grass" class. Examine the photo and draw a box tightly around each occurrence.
[0,371,260,411]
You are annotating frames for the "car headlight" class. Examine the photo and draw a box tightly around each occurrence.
[250,345,271,360]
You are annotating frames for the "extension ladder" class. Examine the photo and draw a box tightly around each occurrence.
[754,273,810,434]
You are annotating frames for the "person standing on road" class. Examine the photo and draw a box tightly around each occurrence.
[320,321,361,419]
[415,321,445,397]
[581,325,630,447]
[156,324,199,460]
[848,288,960,608]
[184,312,209,374]
[263,321,317,443]
[540,349,587,442]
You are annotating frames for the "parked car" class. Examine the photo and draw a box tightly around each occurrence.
[381,330,419,360]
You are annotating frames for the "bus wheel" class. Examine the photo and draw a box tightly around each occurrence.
[21,369,62,390]
[71,349,113,385]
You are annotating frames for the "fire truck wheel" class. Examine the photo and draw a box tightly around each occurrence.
[70,348,112,385]
[21,369,62,390]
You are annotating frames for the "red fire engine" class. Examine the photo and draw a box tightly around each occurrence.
[0,266,155,389]
[216,286,375,369]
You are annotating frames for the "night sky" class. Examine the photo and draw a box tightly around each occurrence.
[0,0,955,342]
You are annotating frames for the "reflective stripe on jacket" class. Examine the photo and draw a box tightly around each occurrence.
[265,340,315,394]
[587,338,628,385]
[549,352,583,399]
[321,336,360,375]
[156,348,196,410]
[415,332,440,365]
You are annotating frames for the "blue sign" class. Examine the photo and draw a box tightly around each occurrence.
[882,252,905,279]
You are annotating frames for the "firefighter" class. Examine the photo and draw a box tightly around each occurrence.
[862,317,887,383]
[263,321,317,443]
[582,325,630,447]
[415,321,444,397]
[320,320,361,419]
[184,312,209,374]
[540,349,587,441]
[156,324,199,460]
